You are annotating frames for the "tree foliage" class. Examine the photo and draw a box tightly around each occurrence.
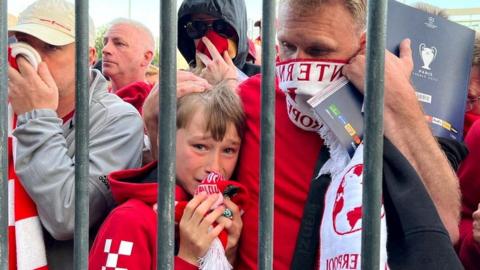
[94,25,107,60]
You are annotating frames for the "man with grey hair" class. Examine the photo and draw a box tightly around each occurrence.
[7,0,144,268]
[102,19,155,88]
[101,18,156,112]
[232,0,462,269]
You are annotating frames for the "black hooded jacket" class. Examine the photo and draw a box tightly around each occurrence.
[178,0,260,77]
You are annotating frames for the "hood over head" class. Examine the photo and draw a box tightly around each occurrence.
[178,0,248,70]
[108,161,189,205]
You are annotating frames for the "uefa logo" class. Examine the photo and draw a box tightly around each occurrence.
[419,43,437,70]
[425,16,438,29]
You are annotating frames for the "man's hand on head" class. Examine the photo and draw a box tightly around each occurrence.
[8,57,59,115]
[142,85,160,160]
[142,70,211,160]
[177,70,211,98]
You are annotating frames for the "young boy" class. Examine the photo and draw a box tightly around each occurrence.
[88,83,246,270]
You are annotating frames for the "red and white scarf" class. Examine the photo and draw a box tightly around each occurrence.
[276,59,389,269]
[175,172,249,270]
[318,144,389,270]
[276,59,347,132]
[8,104,48,270]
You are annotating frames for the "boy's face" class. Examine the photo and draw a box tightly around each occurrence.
[176,112,241,195]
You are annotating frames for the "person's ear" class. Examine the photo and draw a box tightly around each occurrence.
[88,47,97,66]
[143,50,154,67]
[359,32,366,51]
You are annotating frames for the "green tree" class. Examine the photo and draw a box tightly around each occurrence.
[152,37,159,66]
[94,25,107,60]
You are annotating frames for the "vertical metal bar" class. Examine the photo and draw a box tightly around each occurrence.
[74,1,90,269]
[157,0,177,269]
[128,0,132,19]
[258,0,276,269]
[361,0,387,269]
[0,0,9,268]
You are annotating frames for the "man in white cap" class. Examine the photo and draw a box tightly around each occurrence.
[7,0,144,268]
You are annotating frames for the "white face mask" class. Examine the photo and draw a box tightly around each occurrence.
[276,59,346,131]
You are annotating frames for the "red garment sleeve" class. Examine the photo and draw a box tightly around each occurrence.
[115,81,153,114]
[89,201,156,270]
[458,219,480,270]
[174,256,198,270]
[89,199,198,270]
[457,121,480,270]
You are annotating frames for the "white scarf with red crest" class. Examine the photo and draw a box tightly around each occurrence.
[8,105,48,270]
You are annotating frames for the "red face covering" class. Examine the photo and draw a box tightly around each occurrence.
[196,30,229,59]
[8,47,19,70]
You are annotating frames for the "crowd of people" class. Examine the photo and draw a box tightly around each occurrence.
[5,0,480,269]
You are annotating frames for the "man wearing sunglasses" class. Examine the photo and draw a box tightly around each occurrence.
[177,0,260,85]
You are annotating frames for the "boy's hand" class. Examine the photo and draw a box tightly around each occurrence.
[178,193,228,266]
[216,197,243,265]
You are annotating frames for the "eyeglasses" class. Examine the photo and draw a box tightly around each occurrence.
[184,19,236,40]
[466,95,480,112]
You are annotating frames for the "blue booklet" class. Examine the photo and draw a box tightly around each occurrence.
[307,78,364,157]
[308,0,475,156]
[387,0,475,141]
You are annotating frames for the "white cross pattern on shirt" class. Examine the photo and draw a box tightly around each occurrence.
[102,239,134,270]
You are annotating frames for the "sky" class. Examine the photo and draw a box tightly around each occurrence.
[8,0,480,37]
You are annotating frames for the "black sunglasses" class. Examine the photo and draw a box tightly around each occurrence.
[184,19,236,40]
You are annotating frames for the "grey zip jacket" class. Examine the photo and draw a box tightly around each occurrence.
[13,69,144,269]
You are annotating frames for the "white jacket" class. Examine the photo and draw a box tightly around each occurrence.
[13,69,144,269]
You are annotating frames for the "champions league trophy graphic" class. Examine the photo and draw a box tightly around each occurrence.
[419,43,437,70]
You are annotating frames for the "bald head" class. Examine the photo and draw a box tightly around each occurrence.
[108,18,155,52]
[102,18,155,91]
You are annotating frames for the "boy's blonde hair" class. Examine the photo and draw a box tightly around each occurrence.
[177,82,245,141]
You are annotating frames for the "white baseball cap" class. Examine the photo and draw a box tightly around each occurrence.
[8,0,95,47]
